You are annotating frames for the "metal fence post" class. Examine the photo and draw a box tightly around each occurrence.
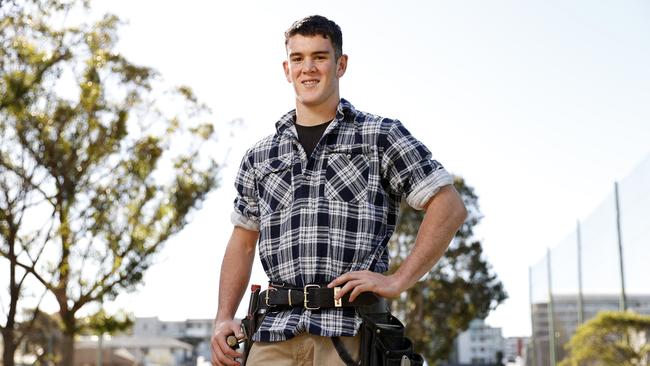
[547,248,556,365]
[529,266,537,366]
[614,182,627,311]
[576,220,584,325]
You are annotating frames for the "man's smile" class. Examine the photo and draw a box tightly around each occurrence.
[301,79,320,88]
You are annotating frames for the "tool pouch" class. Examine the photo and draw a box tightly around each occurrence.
[240,285,262,366]
[359,313,424,366]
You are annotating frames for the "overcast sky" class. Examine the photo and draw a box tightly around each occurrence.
[68,0,650,337]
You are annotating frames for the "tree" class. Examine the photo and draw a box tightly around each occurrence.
[388,176,507,365]
[79,309,133,366]
[0,163,47,366]
[0,3,54,365]
[495,350,505,366]
[558,311,650,366]
[0,1,220,365]
[15,310,64,366]
[79,308,132,337]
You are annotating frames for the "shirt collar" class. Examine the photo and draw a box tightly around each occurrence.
[275,98,358,136]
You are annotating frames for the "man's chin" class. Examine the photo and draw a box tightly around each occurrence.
[296,96,322,107]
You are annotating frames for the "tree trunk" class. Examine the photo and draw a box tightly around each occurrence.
[59,312,76,366]
[3,226,18,366]
[59,330,75,366]
[2,328,16,366]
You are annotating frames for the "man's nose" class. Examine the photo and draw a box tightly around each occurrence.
[302,59,317,73]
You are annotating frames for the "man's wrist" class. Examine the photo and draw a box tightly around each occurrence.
[215,312,235,324]
[389,272,411,294]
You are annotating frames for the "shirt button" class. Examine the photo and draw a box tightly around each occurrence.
[346,154,352,159]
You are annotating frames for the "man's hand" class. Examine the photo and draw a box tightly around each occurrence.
[212,227,258,365]
[211,319,244,366]
[328,270,404,302]
[328,186,466,303]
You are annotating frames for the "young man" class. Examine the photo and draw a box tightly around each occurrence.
[211,15,467,366]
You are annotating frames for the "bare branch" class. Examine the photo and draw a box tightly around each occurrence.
[13,259,54,293]
[0,155,56,207]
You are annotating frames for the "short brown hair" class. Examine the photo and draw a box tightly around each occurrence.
[285,15,343,59]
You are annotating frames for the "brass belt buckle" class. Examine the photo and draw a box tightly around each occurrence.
[334,286,342,307]
[265,287,277,307]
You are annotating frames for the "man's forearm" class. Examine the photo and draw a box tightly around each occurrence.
[215,226,259,321]
[392,185,467,290]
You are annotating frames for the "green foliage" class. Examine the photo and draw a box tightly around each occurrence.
[388,176,507,364]
[495,350,505,366]
[80,309,133,335]
[0,0,221,364]
[558,311,650,366]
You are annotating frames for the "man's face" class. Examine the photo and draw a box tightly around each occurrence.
[283,34,347,110]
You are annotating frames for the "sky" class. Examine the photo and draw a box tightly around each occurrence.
[54,0,650,337]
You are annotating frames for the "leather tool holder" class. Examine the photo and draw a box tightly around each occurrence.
[241,285,262,366]
[359,313,424,366]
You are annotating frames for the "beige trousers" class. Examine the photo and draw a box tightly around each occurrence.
[246,333,360,366]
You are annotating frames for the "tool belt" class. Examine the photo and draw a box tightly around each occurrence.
[259,283,383,311]
[241,283,423,366]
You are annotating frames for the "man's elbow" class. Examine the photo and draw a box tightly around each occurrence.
[452,196,468,229]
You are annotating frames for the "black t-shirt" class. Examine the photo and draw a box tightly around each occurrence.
[295,120,332,158]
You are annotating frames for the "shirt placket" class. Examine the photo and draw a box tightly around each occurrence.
[286,119,342,192]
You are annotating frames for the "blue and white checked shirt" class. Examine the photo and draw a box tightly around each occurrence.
[231,99,453,341]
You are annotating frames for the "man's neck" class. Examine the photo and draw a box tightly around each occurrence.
[295,97,339,126]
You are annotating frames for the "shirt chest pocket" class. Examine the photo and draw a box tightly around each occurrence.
[256,157,293,215]
[325,145,370,203]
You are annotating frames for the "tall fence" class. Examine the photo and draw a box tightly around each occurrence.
[528,154,650,366]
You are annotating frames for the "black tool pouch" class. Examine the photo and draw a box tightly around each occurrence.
[360,313,424,366]
[240,286,262,366]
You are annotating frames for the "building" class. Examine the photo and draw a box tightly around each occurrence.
[530,293,650,366]
[133,317,214,362]
[76,336,193,366]
[504,336,528,364]
[450,318,505,365]
[73,345,140,366]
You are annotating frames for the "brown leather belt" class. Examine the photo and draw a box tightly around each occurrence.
[258,284,382,311]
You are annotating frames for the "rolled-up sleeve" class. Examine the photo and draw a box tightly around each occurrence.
[381,120,453,210]
[231,150,260,231]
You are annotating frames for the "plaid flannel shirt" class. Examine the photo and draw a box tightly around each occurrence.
[231,99,453,341]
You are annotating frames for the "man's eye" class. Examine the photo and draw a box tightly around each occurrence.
[291,58,302,62]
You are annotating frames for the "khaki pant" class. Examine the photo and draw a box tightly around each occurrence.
[246,333,360,366]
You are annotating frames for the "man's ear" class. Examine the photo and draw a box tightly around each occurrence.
[336,54,348,78]
[282,60,291,83]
